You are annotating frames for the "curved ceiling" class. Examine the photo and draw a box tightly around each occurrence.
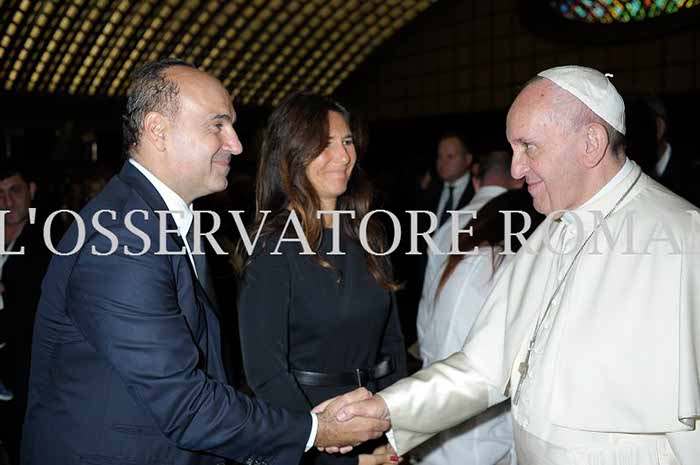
[0,0,434,105]
[550,0,700,23]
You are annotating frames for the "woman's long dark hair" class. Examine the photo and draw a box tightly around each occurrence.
[237,91,399,291]
[436,188,544,299]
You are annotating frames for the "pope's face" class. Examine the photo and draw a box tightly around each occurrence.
[507,80,586,214]
[164,67,243,203]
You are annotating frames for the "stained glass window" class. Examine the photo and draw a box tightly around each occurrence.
[550,0,700,23]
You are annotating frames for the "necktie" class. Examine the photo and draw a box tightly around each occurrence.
[439,184,454,227]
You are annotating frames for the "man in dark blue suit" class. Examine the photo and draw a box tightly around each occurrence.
[22,59,389,465]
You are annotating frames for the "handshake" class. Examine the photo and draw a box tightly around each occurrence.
[312,387,400,464]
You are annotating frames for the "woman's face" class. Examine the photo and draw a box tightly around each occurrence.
[306,111,357,210]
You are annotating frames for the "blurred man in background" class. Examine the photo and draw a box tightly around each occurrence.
[0,163,51,465]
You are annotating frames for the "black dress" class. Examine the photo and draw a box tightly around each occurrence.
[238,228,407,465]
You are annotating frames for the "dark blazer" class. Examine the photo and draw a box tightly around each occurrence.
[656,144,700,208]
[420,178,475,220]
[22,162,310,465]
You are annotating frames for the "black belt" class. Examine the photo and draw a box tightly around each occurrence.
[291,358,395,387]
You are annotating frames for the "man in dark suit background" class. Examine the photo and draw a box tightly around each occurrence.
[647,97,700,207]
[22,59,388,465]
[424,132,475,225]
[626,96,700,208]
[400,132,475,349]
[0,164,52,465]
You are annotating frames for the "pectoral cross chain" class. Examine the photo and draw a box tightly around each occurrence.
[518,360,529,376]
[511,172,643,408]
[512,341,535,405]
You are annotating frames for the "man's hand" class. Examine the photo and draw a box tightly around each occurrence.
[312,387,372,417]
[336,394,390,422]
[313,388,390,450]
[315,392,392,454]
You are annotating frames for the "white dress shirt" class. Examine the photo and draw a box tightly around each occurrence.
[129,159,197,275]
[436,172,471,221]
[129,159,319,450]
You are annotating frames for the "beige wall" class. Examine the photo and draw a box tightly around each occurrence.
[339,0,700,121]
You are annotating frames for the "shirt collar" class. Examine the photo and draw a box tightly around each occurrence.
[562,157,635,225]
[471,185,507,205]
[129,158,193,237]
[445,171,471,190]
[655,142,671,177]
[580,157,633,209]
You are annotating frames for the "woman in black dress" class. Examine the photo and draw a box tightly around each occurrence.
[237,91,407,465]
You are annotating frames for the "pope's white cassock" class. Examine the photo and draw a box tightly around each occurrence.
[383,159,700,465]
[416,184,515,465]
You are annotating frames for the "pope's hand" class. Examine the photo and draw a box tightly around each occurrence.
[313,388,390,451]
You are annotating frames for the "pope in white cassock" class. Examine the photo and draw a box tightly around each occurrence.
[329,65,700,465]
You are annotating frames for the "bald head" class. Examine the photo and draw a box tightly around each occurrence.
[124,59,242,204]
[166,65,229,101]
[164,65,234,128]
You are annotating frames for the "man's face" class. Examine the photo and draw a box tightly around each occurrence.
[506,80,585,214]
[164,67,243,203]
[0,175,35,226]
[436,136,472,183]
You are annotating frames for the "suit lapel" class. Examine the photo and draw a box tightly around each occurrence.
[117,161,221,322]
[117,161,186,249]
[193,274,222,320]
[427,184,442,215]
[430,177,475,215]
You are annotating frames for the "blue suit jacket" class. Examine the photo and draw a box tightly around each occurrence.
[22,162,311,465]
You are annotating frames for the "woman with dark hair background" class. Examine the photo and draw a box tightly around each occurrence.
[237,91,407,465]
[415,188,543,465]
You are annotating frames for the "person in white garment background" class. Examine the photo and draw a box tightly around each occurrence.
[416,151,545,465]
[417,150,523,368]
[416,151,523,465]
[325,65,700,465]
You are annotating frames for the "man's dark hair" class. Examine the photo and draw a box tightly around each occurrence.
[0,160,33,183]
[646,96,670,141]
[437,130,472,154]
[122,58,196,152]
